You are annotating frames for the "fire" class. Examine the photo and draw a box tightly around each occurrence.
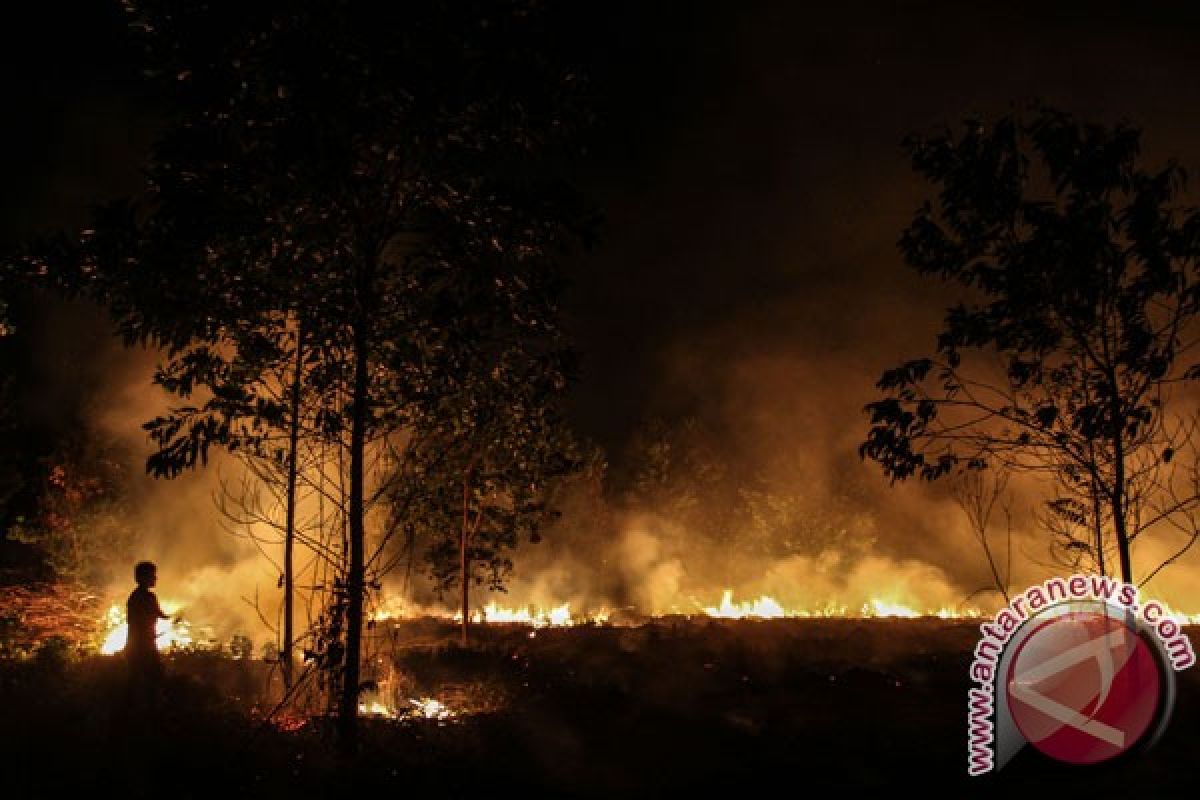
[701,590,789,619]
[867,599,920,618]
[358,696,457,722]
[699,589,982,620]
[369,591,985,624]
[365,588,1200,628]
[359,700,394,718]
[370,597,611,627]
[98,601,192,655]
[462,601,577,627]
[409,697,455,720]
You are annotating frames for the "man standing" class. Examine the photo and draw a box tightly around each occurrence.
[126,561,169,707]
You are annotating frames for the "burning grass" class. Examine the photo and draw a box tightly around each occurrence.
[2,613,1199,796]
[5,580,1200,795]
[97,600,195,654]
[0,582,102,656]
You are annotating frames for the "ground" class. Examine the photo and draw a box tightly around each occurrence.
[1,619,1196,796]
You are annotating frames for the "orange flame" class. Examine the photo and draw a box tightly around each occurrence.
[98,601,192,655]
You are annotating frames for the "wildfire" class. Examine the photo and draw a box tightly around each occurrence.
[371,598,611,627]
[459,601,608,627]
[409,697,455,720]
[701,590,791,619]
[98,601,193,655]
[358,696,457,722]
[359,700,394,718]
[363,589,1200,629]
[699,590,981,620]
[865,599,920,618]
[368,591,985,625]
[0,583,101,654]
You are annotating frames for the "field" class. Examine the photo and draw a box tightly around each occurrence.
[1,618,1196,797]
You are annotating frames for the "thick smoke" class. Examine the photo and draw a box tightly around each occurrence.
[66,313,1200,650]
[80,341,287,645]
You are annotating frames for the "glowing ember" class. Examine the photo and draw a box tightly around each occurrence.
[358,696,457,722]
[358,700,395,718]
[98,602,192,655]
[0,583,101,653]
[409,696,455,720]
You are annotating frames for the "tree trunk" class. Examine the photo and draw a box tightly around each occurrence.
[1111,447,1133,584]
[337,320,369,754]
[460,469,471,645]
[1090,476,1106,578]
[281,326,304,689]
[1108,383,1133,583]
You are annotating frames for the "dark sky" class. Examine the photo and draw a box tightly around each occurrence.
[5,0,1200,461]
[558,0,1200,454]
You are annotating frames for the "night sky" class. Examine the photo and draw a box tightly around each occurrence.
[5,0,1200,472]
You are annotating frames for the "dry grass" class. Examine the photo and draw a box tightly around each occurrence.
[1,617,1197,796]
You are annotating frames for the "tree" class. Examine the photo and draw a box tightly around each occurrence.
[0,370,19,538]
[401,341,580,644]
[950,469,1013,603]
[6,448,137,586]
[737,474,876,561]
[35,0,591,751]
[862,108,1200,584]
[622,417,736,545]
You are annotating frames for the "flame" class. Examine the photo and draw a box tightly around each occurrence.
[698,590,981,620]
[358,700,394,718]
[464,601,576,627]
[371,597,610,627]
[360,588,1200,628]
[409,697,455,720]
[367,591,983,624]
[98,601,192,655]
[701,590,789,619]
[866,599,920,618]
[358,696,457,722]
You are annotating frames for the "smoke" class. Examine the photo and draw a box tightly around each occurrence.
[39,321,1117,642]
[49,287,1200,652]
[21,286,1200,649]
[68,338,286,645]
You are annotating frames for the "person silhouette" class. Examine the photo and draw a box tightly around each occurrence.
[125,561,169,708]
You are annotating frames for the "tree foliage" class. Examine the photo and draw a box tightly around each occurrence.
[6,450,136,586]
[862,108,1200,582]
[14,0,591,748]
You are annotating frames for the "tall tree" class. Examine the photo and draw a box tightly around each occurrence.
[862,108,1200,584]
[35,0,591,751]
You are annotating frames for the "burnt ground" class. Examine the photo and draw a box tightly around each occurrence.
[1,618,1197,797]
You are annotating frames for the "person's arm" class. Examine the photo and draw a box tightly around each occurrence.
[154,595,170,620]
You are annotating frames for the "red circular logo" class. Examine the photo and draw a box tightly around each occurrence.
[1006,609,1161,764]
